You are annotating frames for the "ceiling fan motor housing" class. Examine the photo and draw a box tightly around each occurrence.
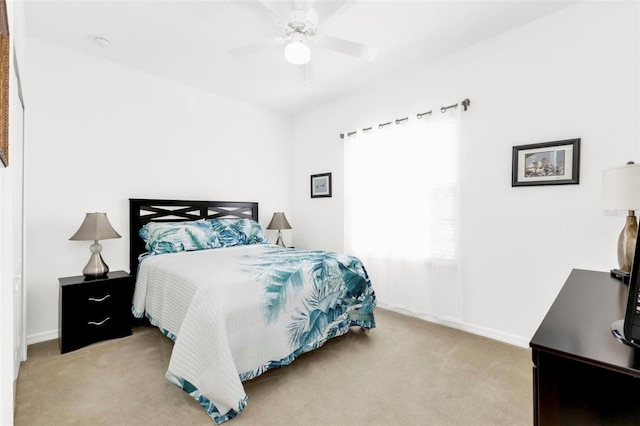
[284,10,317,41]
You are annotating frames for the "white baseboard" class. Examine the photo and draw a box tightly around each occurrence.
[27,310,530,349]
[26,329,58,345]
[435,317,530,348]
[377,303,530,349]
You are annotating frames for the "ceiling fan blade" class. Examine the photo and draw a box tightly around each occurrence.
[318,34,378,60]
[228,37,283,57]
[262,0,310,18]
[298,61,315,85]
[229,0,287,30]
[313,0,356,24]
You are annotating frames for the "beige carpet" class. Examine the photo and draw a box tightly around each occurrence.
[15,308,532,426]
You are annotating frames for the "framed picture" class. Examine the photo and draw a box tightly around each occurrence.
[512,138,580,187]
[311,172,332,198]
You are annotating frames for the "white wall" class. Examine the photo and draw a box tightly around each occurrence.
[23,39,293,343]
[291,1,639,346]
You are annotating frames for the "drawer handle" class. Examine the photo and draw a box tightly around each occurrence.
[88,295,111,303]
[88,317,110,326]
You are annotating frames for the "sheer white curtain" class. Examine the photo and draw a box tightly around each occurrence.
[344,111,462,322]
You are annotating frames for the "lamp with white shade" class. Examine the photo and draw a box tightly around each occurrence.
[69,212,121,278]
[603,161,640,281]
[267,212,292,248]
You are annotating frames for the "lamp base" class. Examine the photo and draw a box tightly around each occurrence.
[610,268,630,284]
[82,251,109,279]
[617,212,638,275]
[273,229,287,248]
[275,235,287,248]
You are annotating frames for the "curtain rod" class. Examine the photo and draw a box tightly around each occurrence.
[340,98,470,140]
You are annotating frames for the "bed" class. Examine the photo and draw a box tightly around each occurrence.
[128,198,376,424]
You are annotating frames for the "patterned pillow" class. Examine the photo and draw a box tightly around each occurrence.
[208,218,269,248]
[139,220,213,255]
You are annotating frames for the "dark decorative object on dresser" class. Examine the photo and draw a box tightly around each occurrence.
[611,223,640,346]
[59,271,134,353]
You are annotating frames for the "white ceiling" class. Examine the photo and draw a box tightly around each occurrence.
[23,0,578,116]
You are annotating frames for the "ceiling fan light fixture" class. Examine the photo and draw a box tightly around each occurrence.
[284,40,310,65]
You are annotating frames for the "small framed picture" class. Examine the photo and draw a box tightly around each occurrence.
[512,138,580,187]
[311,172,332,198]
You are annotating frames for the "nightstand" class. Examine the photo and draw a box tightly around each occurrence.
[59,270,135,354]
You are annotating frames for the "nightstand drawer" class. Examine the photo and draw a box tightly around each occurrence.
[59,271,134,353]
[64,281,125,320]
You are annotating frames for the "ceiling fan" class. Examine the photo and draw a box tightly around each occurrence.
[228,0,378,80]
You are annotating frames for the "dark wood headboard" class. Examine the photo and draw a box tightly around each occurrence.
[129,198,259,275]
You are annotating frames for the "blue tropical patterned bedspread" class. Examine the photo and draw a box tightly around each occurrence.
[132,244,376,424]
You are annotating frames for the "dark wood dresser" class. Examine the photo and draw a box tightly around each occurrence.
[59,270,134,353]
[530,269,640,425]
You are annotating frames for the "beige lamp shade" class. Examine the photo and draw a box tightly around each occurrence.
[69,212,121,241]
[267,212,292,230]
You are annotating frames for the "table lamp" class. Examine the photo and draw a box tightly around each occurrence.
[603,162,640,282]
[69,212,121,278]
[267,212,292,247]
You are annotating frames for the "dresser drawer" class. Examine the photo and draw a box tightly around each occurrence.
[59,271,134,353]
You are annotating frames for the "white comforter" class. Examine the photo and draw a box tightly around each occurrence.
[132,244,376,423]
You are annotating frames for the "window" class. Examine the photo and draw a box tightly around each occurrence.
[344,111,462,318]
